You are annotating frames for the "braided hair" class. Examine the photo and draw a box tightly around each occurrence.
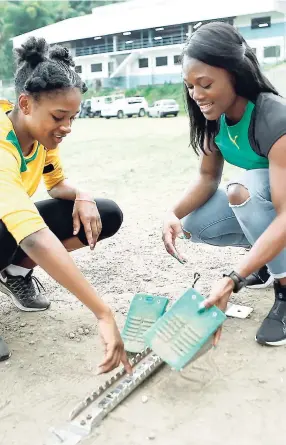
[14,36,87,98]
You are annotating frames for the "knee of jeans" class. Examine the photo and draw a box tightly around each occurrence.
[227,183,250,207]
[182,210,202,239]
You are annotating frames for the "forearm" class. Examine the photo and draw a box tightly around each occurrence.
[20,228,110,318]
[171,175,220,220]
[237,213,286,278]
[48,179,93,201]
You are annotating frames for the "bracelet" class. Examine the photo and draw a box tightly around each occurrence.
[223,271,247,293]
[75,198,95,203]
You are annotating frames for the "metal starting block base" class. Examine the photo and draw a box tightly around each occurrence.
[46,301,253,444]
[46,349,163,445]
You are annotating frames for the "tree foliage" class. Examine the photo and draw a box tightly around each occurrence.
[0,0,124,80]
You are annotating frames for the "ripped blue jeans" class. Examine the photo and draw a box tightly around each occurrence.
[182,169,286,278]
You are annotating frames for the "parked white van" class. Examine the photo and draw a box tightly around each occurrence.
[80,94,125,118]
[101,96,148,119]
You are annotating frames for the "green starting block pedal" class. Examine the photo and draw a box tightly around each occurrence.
[122,293,169,353]
[144,288,226,370]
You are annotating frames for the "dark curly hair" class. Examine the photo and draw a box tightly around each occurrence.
[182,22,278,154]
[14,36,87,98]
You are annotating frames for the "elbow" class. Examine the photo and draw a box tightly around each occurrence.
[20,229,48,251]
[48,187,57,199]
[200,173,221,190]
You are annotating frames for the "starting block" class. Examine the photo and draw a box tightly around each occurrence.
[121,293,169,353]
[144,288,226,370]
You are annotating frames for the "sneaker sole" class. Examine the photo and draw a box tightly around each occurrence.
[0,351,12,361]
[255,336,286,346]
[0,283,50,312]
[246,275,274,289]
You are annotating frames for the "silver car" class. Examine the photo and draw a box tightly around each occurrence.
[148,99,179,118]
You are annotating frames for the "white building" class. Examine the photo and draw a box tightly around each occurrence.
[12,0,286,89]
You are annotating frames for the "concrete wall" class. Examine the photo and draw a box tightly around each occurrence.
[75,45,183,86]
[74,54,109,81]
[236,12,286,64]
[73,11,286,87]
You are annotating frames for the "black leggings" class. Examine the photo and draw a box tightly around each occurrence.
[0,198,123,272]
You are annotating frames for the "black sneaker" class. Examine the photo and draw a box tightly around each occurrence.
[0,336,11,361]
[0,270,50,312]
[245,265,274,289]
[256,281,286,346]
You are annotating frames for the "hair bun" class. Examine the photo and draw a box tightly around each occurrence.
[24,76,48,92]
[15,37,48,68]
[49,45,75,68]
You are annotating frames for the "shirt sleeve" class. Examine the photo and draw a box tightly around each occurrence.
[43,147,66,191]
[0,149,46,244]
[254,94,286,157]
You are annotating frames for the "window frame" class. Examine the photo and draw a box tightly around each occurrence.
[156,56,168,67]
[91,63,103,73]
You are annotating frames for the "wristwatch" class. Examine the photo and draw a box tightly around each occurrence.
[223,271,247,293]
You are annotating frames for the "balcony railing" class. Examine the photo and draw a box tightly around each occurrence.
[75,33,186,57]
[76,43,114,56]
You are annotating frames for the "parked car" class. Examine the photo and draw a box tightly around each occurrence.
[148,99,179,118]
[101,96,148,119]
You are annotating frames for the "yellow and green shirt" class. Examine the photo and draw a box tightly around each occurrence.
[0,99,65,244]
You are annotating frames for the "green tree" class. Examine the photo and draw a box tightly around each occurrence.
[0,1,56,79]
[0,0,126,81]
[4,1,55,36]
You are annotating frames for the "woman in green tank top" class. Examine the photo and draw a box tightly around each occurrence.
[162,22,286,347]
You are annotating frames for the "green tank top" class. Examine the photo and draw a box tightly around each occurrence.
[214,101,269,170]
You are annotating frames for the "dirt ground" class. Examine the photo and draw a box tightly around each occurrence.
[1,116,286,445]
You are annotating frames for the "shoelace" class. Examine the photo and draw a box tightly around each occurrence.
[8,271,45,300]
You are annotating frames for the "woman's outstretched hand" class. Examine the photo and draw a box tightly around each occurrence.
[162,211,187,264]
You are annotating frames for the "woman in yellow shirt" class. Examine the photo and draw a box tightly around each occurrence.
[0,36,131,374]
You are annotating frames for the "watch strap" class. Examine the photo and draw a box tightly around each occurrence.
[223,271,247,293]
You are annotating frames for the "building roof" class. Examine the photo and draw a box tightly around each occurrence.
[12,0,286,47]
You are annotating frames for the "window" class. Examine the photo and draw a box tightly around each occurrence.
[91,63,102,72]
[139,58,148,68]
[264,45,280,58]
[174,55,181,65]
[251,16,271,29]
[75,65,82,73]
[156,56,168,67]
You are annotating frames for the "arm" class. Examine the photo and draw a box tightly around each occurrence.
[163,140,224,262]
[20,227,131,373]
[236,135,286,277]
[0,151,129,372]
[20,228,109,317]
[48,178,92,201]
[171,142,224,219]
[204,135,286,345]
[48,180,102,249]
